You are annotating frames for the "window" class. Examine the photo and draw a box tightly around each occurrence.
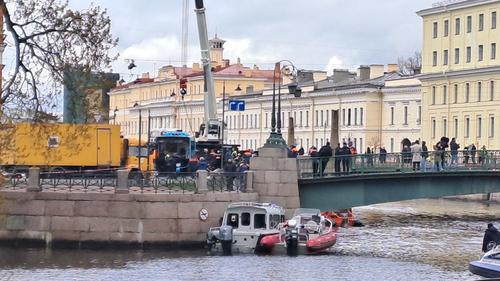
[299,111,303,127]
[454,84,458,103]
[432,119,436,138]
[433,51,438,66]
[455,18,461,35]
[492,43,497,59]
[467,15,472,33]
[479,45,484,61]
[454,118,458,138]
[326,110,329,126]
[254,214,266,229]
[418,105,421,125]
[443,85,447,104]
[404,106,408,125]
[433,22,438,38]
[241,212,251,226]
[342,109,345,126]
[493,11,497,29]
[443,119,447,136]
[354,108,358,125]
[454,48,460,64]
[315,110,319,127]
[432,86,436,105]
[320,110,324,127]
[465,117,470,138]
[444,19,449,36]
[479,13,484,31]
[491,81,495,101]
[360,108,364,125]
[490,116,495,137]
[227,213,239,228]
[465,83,470,102]
[443,49,449,65]
[478,82,482,102]
[390,107,394,125]
[390,138,394,153]
[466,46,471,63]
[477,117,482,138]
[347,108,351,126]
[306,111,309,127]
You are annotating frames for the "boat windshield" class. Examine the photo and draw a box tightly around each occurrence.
[293,208,320,217]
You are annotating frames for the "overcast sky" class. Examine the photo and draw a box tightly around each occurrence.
[69,0,437,80]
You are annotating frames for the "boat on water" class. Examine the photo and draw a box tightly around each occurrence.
[259,208,337,255]
[321,209,364,228]
[469,246,500,278]
[206,202,285,255]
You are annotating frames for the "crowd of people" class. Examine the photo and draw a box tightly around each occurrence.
[301,137,493,176]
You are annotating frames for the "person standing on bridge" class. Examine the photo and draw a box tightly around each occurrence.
[319,142,333,176]
[309,146,319,176]
[420,141,429,172]
[340,142,351,174]
[411,140,422,171]
[334,143,342,174]
[449,138,460,169]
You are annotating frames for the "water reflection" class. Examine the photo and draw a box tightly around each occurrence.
[0,198,497,281]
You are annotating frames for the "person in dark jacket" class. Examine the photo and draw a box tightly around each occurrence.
[482,223,500,252]
[309,146,319,176]
[334,143,341,174]
[340,142,351,174]
[379,147,387,164]
[318,142,333,176]
[224,159,238,191]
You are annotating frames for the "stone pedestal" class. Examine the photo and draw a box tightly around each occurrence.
[27,167,41,192]
[250,147,300,218]
[115,169,130,194]
[196,170,208,193]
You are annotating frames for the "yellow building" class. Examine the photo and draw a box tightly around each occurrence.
[108,35,274,138]
[418,0,500,149]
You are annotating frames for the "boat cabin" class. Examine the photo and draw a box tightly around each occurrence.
[222,202,285,231]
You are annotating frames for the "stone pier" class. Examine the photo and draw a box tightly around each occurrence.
[250,147,300,217]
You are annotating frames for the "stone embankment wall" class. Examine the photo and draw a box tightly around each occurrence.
[0,191,258,248]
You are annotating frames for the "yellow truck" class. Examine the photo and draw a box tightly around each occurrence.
[0,123,125,171]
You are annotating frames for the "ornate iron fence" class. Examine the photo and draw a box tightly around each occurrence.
[207,172,247,192]
[0,173,28,190]
[297,150,500,179]
[39,171,117,192]
[128,172,197,193]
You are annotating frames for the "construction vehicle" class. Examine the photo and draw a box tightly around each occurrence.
[193,0,221,143]
[0,123,122,172]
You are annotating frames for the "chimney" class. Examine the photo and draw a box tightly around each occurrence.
[358,65,370,81]
[369,64,384,79]
[223,59,230,67]
[387,64,399,73]
[192,63,201,72]
[237,57,241,65]
[141,72,150,79]
[332,69,353,83]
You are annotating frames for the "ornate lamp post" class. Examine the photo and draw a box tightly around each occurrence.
[264,60,301,148]
[133,102,142,169]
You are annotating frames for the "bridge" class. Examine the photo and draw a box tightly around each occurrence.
[296,150,500,210]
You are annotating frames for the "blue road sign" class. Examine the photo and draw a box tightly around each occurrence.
[229,100,245,111]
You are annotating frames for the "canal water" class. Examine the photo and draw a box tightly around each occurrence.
[0,198,498,281]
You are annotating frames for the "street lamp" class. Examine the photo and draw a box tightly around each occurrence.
[133,102,142,170]
[264,60,302,148]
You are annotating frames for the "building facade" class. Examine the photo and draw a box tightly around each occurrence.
[418,0,500,149]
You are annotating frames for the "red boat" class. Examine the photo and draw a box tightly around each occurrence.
[260,208,336,255]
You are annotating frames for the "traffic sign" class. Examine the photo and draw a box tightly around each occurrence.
[229,100,245,111]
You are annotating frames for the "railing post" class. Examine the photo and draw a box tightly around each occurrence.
[115,169,129,194]
[196,170,208,193]
[27,167,41,192]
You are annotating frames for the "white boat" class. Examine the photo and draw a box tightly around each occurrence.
[469,246,500,278]
[206,202,285,255]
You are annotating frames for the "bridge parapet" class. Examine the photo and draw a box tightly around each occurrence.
[297,150,500,180]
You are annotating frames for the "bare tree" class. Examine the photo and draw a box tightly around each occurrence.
[0,0,118,122]
[397,51,422,76]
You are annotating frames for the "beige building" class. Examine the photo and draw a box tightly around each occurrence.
[108,35,274,139]
[224,65,421,153]
[417,0,500,149]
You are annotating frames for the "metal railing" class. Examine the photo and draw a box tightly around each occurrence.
[39,171,118,192]
[207,172,247,192]
[297,150,500,179]
[128,172,197,193]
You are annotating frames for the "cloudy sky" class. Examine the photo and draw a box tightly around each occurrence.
[68,0,436,80]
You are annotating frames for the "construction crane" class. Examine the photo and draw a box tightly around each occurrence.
[194,0,220,143]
